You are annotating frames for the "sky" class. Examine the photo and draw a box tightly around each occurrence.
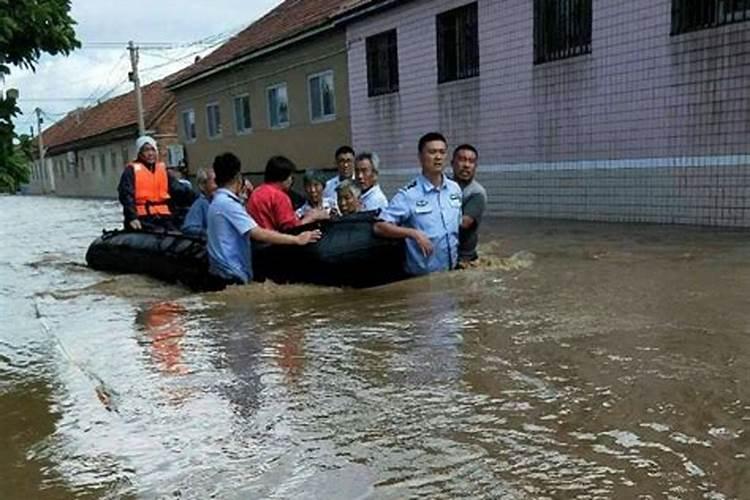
[6,0,284,135]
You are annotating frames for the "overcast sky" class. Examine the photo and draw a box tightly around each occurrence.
[6,0,284,135]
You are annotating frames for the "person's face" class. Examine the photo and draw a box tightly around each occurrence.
[139,144,158,164]
[281,175,295,192]
[355,159,377,191]
[336,153,355,179]
[204,170,218,197]
[419,140,447,177]
[452,148,478,183]
[304,181,323,205]
[337,189,359,215]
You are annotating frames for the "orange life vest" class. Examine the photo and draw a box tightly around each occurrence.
[131,161,172,217]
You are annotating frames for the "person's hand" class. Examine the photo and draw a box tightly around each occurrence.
[411,230,433,257]
[129,219,142,231]
[296,229,322,245]
[243,179,254,196]
[309,208,330,222]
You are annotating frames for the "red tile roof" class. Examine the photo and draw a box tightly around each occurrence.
[167,0,376,89]
[41,79,174,153]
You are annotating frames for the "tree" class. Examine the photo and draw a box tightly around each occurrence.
[0,0,80,192]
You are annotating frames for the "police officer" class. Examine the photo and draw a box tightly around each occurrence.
[374,132,462,276]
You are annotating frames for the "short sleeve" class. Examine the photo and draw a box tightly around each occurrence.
[463,192,486,221]
[378,190,410,225]
[226,199,257,235]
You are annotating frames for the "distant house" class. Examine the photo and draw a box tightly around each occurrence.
[166,0,358,177]
[344,0,750,227]
[29,80,178,198]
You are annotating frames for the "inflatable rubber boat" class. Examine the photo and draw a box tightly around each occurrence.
[85,213,406,290]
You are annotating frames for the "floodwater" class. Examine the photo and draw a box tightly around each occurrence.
[1,195,749,500]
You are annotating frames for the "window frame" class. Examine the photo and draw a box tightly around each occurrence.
[232,94,253,135]
[366,29,400,97]
[205,102,222,140]
[533,0,592,65]
[181,108,197,143]
[266,82,290,130]
[307,70,337,123]
[671,0,750,35]
[436,2,480,84]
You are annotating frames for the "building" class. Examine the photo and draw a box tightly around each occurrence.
[28,79,179,198]
[345,0,750,227]
[166,0,358,178]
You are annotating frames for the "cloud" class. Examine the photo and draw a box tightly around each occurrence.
[6,0,283,134]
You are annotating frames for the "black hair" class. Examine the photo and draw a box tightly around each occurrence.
[264,155,297,183]
[335,145,355,159]
[213,152,242,186]
[418,132,447,153]
[452,144,479,160]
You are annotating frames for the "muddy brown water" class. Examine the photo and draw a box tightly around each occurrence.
[1,196,748,499]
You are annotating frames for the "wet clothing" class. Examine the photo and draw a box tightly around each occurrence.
[295,197,337,218]
[457,178,487,261]
[207,188,258,284]
[359,184,388,212]
[181,193,211,237]
[118,161,194,228]
[378,174,462,276]
[247,183,299,232]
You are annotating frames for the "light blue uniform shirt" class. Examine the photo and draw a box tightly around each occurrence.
[379,174,462,276]
[207,188,258,283]
[359,184,388,212]
[181,193,210,237]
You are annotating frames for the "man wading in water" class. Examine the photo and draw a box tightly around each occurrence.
[450,144,487,266]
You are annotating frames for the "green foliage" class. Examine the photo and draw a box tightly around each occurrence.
[0,0,79,192]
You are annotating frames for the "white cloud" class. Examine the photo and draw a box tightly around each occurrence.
[6,0,284,134]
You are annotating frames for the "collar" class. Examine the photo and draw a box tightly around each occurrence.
[216,187,242,203]
[360,184,378,198]
[418,173,447,193]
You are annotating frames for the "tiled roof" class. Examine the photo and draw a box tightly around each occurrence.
[41,79,174,152]
[167,0,376,89]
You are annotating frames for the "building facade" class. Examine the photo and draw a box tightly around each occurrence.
[346,0,750,226]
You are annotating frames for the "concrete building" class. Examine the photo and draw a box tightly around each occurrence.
[28,80,179,198]
[166,0,356,178]
[345,0,750,227]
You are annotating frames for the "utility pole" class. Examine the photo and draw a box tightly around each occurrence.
[34,107,47,192]
[128,41,146,136]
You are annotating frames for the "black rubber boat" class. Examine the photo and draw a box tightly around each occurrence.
[85,213,406,290]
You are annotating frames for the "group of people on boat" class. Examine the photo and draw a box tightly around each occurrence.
[117,132,487,288]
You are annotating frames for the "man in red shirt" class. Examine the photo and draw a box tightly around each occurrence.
[247,156,329,231]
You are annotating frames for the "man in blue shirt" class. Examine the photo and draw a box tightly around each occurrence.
[374,132,462,276]
[181,166,217,237]
[323,146,356,200]
[207,153,321,288]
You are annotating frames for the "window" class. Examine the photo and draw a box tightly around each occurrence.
[121,145,131,165]
[233,95,252,134]
[672,0,750,34]
[182,109,197,141]
[308,71,336,122]
[366,29,399,97]
[111,151,118,171]
[206,103,222,139]
[100,153,107,175]
[267,83,289,129]
[534,0,592,64]
[437,3,479,83]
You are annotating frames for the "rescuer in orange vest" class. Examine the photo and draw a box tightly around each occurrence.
[117,136,195,231]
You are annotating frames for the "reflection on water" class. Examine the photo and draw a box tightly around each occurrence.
[1,196,749,499]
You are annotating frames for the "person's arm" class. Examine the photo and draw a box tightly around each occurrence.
[461,192,486,230]
[373,191,433,256]
[250,227,321,245]
[299,208,330,226]
[117,166,140,229]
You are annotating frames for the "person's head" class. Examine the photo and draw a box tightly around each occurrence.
[303,170,327,206]
[213,153,242,193]
[451,144,479,183]
[336,179,361,215]
[264,155,297,191]
[334,145,355,180]
[354,151,380,192]
[196,166,218,198]
[417,132,448,177]
[136,135,158,165]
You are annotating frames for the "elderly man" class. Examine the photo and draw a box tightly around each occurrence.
[117,135,195,231]
[336,179,362,216]
[451,144,487,264]
[323,146,355,200]
[181,166,218,237]
[374,132,462,277]
[355,151,388,212]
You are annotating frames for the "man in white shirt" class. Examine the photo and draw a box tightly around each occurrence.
[323,145,355,199]
[355,151,388,213]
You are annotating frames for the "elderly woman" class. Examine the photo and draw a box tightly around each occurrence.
[336,179,362,216]
[355,151,388,212]
[181,166,218,237]
[296,170,337,219]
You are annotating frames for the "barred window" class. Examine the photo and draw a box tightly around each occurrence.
[366,29,399,97]
[534,0,592,64]
[672,0,750,35]
[436,3,479,84]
